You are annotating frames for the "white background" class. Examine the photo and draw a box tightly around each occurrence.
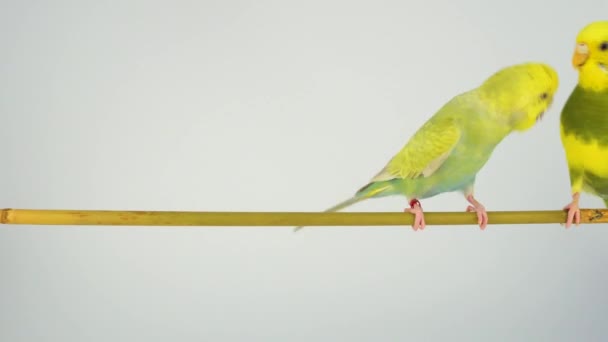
[1,1,608,340]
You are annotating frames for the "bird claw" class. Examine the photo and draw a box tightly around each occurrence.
[465,197,488,230]
[563,202,581,228]
[405,200,425,231]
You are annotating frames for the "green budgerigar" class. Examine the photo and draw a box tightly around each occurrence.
[560,21,608,227]
[296,62,559,231]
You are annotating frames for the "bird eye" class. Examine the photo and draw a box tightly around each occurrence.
[601,42,608,51]
[540,92,548,100]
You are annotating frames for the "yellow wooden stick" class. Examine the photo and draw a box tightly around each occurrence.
[1,208,607,226]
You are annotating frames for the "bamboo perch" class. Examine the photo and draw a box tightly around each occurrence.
[1,208,607,227]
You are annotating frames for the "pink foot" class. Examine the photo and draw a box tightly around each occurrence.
[405,199,425,231]
[563,193,580,228]
[466,195,488,230]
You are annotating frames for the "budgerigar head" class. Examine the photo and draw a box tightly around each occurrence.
[572,21,608,91]
[478,62,559,132]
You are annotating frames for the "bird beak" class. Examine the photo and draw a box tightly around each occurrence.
[572,43,589,68]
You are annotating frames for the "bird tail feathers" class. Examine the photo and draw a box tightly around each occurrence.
[293,181,394,232]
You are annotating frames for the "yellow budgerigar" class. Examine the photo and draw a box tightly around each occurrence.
[296,62,559,232]
[561,21,608,227]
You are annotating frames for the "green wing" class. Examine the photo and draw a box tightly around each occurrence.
[371,117,461,182]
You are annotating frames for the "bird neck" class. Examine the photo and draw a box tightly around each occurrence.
[474,92,524,133]
[578,64,608,92]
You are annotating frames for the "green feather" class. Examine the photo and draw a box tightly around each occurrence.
[561,86,608,145]
[583,171,608,202]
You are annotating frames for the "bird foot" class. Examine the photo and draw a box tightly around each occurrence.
[563,201,581,228]
[466,195,488,230]
[405,199,425,231]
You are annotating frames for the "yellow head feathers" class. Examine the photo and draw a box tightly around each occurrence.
[478,63,559,132]
[572,21,608,91]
